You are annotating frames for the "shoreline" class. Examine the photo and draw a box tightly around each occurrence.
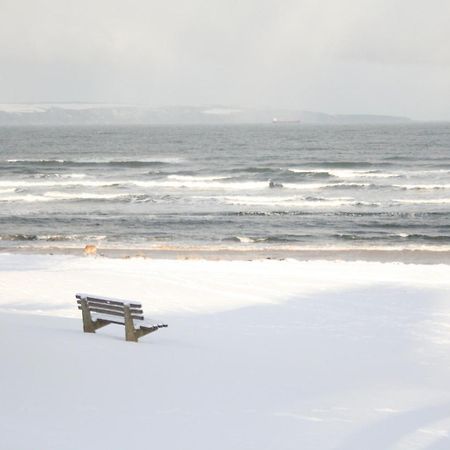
[2,245,450,264]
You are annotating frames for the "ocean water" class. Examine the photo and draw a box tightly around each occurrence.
[0,124,449,252]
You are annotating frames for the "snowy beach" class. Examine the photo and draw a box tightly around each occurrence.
[1,253,450,449]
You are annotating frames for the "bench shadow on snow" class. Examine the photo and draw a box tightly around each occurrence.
[203,283,450,450]
[333,402,450,450]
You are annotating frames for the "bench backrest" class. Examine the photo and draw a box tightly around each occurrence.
[76,293,144,321]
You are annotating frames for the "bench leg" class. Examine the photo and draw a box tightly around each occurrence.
[124,305,138,342]
[80,299,111,333]
[80,298,96,333]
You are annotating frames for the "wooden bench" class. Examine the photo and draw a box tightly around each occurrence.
[76,293,168,342]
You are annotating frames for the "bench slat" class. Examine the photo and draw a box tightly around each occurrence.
[78,306,144,320]
[76,300,143,314]
[76,293,141,308]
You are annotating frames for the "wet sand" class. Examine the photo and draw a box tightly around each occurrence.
[2,245,450,264]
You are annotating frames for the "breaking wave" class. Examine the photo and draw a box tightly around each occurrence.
[393,198,450,205]
[223,234,315,243]
[334,233,450,243]
[393,184,450,190]
[288,168,400,179]
[0,192,155,203]
[218,195,380,208]
[6,159,65,163]
[5,158,185,167]
[0,234,106,242]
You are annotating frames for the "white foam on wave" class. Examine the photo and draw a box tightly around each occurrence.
[43,192,131,201]
[288,168,331,175]
[74,157,185,164]
[36,234,107,241]
[2,178,447,197]
[0,194,53,203]
[5,157,185,164]
[132,180,268,190]
[393,198,450,205]
[0,180,113,188]
[131,157,185,164]
[402,169,450,175]
[31,173,88,180]
[0,178,355,192]
[0,234,107,242]
[6,159,65,163]
[219,195,297,205]
[218,195,375,208]
[0,191,139,203]
[288,168,399,179]
[320,182,372,189]
[0,188,16,195]
[0,179,267,190]
[283,182,330,190]
[167,175,230,181]
[234,236,255,243]
[360,172,399,178]
[394,184,450,190]
[57,173,87,179]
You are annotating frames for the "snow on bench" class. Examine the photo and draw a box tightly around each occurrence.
[76,293,168,342]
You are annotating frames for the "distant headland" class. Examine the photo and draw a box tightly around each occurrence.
[0,103,413,125]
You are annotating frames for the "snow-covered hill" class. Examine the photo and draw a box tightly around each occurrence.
[0,103,412,125]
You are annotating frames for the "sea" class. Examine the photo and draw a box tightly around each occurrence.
[0,123,449,254]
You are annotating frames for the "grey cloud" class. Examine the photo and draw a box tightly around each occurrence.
[0,0,449,120]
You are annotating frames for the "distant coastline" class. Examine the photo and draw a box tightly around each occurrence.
[0,103,413,125]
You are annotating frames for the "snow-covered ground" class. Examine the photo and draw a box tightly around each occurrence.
[1,253,450,450]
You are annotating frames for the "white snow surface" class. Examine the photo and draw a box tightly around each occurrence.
[1,253,450,450]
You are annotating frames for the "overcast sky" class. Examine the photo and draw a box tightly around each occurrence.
[1,0,449,120]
